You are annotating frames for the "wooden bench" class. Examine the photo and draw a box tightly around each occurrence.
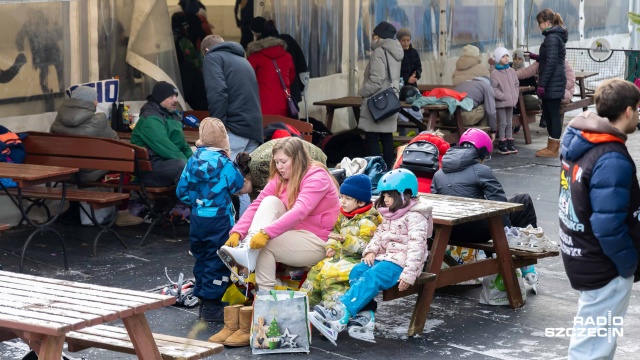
[66,324,223,360]
[16,134,136,257]
[25,132,178,249]
[263,114,313,142]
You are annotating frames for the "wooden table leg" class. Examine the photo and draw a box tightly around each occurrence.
[453,108,465,135]
[488,216,524,309]
[579,79,588,111]
[517,93,532,144]
[123,313,162,360]
[426,110,437,131]
[408,225,452,336]
[325,107,336,132]
[38,335,66,360]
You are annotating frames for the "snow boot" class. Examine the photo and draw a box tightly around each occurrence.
[224,306,253,347]
[208,304,242,343]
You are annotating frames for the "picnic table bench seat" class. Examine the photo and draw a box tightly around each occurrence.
[66,324,223,360]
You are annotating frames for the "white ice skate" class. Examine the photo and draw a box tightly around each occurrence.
[309,311,339,346]
[217,240,260,283]
[347,310,376,343]
[524,272,539,295]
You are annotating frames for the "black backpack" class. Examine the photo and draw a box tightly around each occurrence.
[399,140,439,173]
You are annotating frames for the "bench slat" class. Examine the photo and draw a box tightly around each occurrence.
[25,155,135,173]
[6,187,129,204]
[67,325,224,360]
[84,181,176,194]
[0,313,72,336]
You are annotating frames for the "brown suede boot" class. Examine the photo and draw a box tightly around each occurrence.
[223,306,252,347]
[535,137,560,158]
[208,305,242,344]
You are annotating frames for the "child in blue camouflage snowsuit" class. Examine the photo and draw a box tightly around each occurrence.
[176,117,249,322]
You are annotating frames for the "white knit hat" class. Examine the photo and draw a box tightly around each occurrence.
[494,47,509,62]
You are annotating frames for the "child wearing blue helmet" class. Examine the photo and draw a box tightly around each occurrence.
[310,169,433,344]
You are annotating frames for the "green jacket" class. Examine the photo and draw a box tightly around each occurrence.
[131,101,192,161]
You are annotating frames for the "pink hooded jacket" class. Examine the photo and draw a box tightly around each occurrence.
[231,165,340,240]
[516,60,575,104]
[364,197,433,285]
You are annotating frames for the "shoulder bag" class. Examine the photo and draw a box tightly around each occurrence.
[272,60,299,119]
[367,51,401,122]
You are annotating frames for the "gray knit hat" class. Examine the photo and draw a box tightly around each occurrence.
[396,27,411,40]
[71,86,98,102]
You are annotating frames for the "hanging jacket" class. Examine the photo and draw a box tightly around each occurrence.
[364,198,433,285]
[176,147,244,222]
[358,38,404,133]
[560,111,640,290]
[247,37,296,117]
[538,26,568,100]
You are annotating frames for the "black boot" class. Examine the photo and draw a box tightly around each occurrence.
[498,140,510,155]
[200,299,224,322]
[507,139,518,154]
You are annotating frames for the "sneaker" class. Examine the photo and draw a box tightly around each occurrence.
[505,226,529,248]
[498,140,510,155]
[519,226,558,252]
[347,310,376,343]
[507,139,518,154]
[115,210,144,226]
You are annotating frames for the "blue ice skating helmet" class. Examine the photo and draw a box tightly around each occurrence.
[183,114,200,128]
[377,169,419,196]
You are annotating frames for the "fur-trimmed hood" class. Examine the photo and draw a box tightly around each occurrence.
[246,37,288,58]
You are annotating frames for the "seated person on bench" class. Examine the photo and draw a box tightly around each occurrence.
[448,77,498,139]
[50,85,142,226]
[430,129,539,243]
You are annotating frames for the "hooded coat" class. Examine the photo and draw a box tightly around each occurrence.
[358,38,404,133]
[50,98,118,182]
[559,111,640,290]
[203,41,263,145]
[538,26,568,100]
[452,45,490,86]
[364,197,432,285]
[247,37,296,118]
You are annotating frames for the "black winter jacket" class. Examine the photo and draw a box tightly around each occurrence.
[401,46,421,86]
[538,26,568,100]
[203,41,264,145]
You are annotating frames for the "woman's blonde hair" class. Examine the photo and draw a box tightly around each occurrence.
[536,8,564,27]
[269,137,338,208]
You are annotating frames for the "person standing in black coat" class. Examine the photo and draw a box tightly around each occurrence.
[251,17,309,104]
[396,28,421,87]
[534,8,567,158]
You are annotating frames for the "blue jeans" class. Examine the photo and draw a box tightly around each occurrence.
[568,275,633,360]
[339,260,403,316]
[228,131,260,216]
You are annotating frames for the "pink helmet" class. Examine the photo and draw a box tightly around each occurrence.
[459,128,493,159]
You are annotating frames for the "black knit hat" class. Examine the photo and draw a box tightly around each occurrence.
[373,21,397,40]
[151,81,179,103]
[251,16,267,33]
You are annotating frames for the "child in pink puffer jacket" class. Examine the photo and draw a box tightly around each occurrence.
[310,169,432,343]
[491,46,520,155]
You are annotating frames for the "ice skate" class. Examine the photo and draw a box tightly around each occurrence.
[347,310,376,343]
[217,239,260,283]
[309,311,339,345]
[521,265,539,294]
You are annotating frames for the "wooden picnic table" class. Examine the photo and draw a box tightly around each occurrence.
[407,193,525,336]
[0,270,176,360]
[0,163,78,271]
[313,96,453,135]
[574,71,598,110]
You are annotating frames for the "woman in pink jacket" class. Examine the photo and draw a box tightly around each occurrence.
[219,137,340,290]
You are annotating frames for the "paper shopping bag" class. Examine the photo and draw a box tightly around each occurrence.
[251,290,311,354]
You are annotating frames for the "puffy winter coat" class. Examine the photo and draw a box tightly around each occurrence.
[516,60,575,104]
[452,56,490,86]
[51,98,118,182]
[358,38,404,133]
[364,198,432,285]
[203,41,263,145]
[247,37,296,117]
[538,26,568,100]
[490,66,519,108]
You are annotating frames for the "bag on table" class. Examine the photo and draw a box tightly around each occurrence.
[367,51,401,122]
[251,290,311,355]
[272,60,299,119]
[479,268,527,306]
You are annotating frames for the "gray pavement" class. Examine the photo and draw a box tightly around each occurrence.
[1,111,640,359]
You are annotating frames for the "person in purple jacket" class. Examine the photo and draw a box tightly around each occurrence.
[219,137,340,290]
[490,47,520,155]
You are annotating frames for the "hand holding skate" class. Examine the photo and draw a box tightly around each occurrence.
[249,230,270,249]
[225,232,241,247]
